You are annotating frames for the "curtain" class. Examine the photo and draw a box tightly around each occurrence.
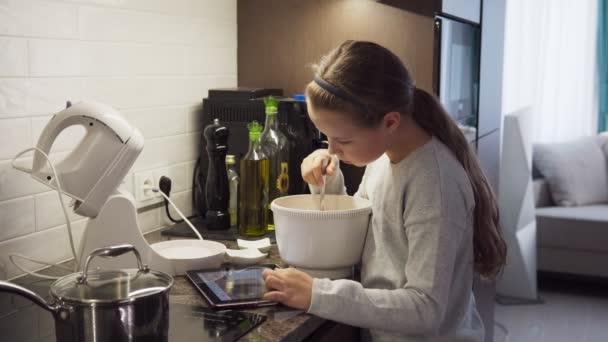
[600,0,608,132]
[502,0,599,143]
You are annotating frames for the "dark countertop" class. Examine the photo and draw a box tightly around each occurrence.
[0,228,329,342]
[169,276,326,342]
[153,230,328,342]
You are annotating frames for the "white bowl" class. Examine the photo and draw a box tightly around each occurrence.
[151,240,226,275]
[271,194,372,279]
[237,238,272,253]
[225,248,268,265]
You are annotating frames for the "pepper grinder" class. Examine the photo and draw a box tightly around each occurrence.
[204,118,230,230]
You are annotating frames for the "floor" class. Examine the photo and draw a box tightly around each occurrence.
[493,273,608,342]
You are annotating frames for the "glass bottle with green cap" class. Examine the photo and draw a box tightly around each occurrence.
[260,96,290,231]
[238,121,269,236]
[226,154,239,227]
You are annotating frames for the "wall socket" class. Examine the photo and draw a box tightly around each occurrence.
[133,166,186,207]
[133,169,167,205]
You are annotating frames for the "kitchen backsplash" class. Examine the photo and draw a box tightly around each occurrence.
[0,0,237,280]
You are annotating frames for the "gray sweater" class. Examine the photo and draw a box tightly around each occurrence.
[307,137,484,342]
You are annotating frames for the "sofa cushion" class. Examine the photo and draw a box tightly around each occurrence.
[533,179,554,207]
[536,205,608,253]
[533,136,608,206]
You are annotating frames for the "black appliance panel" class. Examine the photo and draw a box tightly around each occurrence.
[195,88,321,217]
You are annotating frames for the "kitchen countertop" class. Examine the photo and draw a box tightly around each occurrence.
[0,227,348,342]
[150,229,329,342]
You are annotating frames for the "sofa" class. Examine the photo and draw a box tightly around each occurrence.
[532,134,608,278]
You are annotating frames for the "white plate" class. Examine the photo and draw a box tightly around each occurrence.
[236,238,272,253]
[225,248,267,265]
[151,240,226,275]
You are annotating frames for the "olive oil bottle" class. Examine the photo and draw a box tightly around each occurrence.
[238,121,269,236]
[260,96,290,231]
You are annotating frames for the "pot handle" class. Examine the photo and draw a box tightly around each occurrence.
[78,244,149,284]
[0,281,58,314]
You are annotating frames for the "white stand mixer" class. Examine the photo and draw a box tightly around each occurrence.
[77,190,174,274]
[29,101,213,275]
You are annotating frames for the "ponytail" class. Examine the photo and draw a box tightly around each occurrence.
[413,88,507,279]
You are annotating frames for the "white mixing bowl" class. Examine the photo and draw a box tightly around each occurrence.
[271,194,372,279]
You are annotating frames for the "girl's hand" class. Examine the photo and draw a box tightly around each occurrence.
[301,149,337,187]
[262,267,313,311]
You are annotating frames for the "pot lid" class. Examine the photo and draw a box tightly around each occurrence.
[52,268,173,303]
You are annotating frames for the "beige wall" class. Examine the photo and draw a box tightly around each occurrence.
[238,0,437,96]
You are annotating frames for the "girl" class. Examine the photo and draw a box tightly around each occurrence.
[262,40,507,342]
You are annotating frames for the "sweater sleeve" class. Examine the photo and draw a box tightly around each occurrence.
[307,217,467,335]
[309,162,369,199]
[308,158,348,195]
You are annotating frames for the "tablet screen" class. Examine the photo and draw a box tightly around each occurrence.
[186,265,279,308]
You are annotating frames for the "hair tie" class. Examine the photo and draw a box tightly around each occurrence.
[313,76,370,113]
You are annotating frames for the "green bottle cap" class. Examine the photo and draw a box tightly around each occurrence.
[225,155,236,165]
[264,96,278,115]
[248,120,263,141]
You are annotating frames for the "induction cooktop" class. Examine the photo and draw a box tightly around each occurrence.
[169,303,266,342]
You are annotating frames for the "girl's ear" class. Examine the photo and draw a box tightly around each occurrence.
[382,111,401,134]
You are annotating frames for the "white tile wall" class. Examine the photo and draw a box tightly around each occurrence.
[0,118,32,160]
[0,158,48,202]
[0,79,30,118]
[0,78,86,118]
[81,77,208,109]
[0,197,35,241]
[0,219,88,279]
[0,0,237,280]
[133,132,199,171]
[122,106,192,139]
[34,191,83,232]
[28,39,82,77]
[0,38,28,77]
[0,0,79,39]
[0,152,70,203]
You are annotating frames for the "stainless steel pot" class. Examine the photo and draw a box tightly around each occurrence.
[0,244,174,342]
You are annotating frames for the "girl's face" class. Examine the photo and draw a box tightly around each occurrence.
[307,104,390,166]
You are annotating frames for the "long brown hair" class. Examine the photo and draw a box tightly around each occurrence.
[306,40,506,279]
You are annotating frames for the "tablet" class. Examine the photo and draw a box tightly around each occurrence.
[186,264,280,309]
